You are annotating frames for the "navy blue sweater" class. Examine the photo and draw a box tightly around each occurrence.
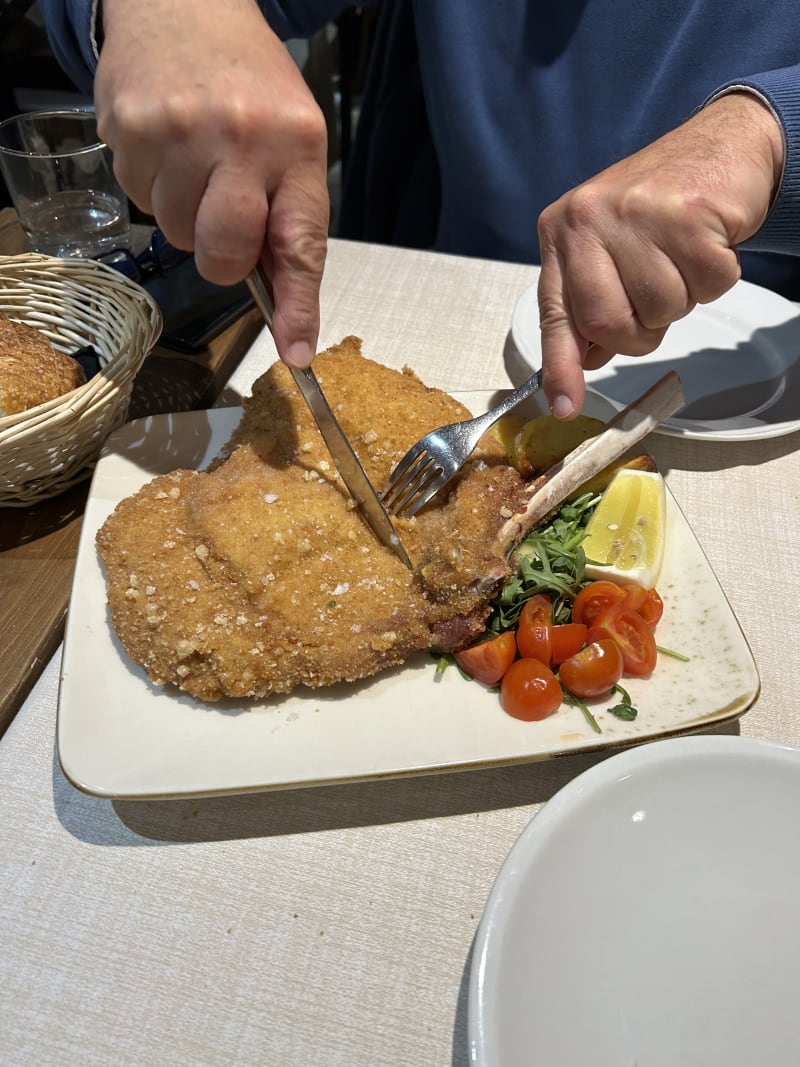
[41,0,800,297]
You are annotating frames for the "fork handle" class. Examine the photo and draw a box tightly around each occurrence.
[468,369,544,434]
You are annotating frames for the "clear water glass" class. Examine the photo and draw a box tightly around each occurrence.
[0,108,131,258]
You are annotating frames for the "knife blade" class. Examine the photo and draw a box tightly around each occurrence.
[245,266,413,569]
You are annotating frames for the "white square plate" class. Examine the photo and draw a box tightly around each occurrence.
[57,390,759,799]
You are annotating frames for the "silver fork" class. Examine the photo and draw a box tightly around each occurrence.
[382,369,544,517]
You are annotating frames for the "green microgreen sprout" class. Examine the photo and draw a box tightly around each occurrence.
[433,653,452,682]
[560,685,602,734]
[607,682,639,721]
[656,644,690,663]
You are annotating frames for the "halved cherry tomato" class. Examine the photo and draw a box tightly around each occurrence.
[549,623,588,665]
[622,588,648,614]
[517,621,551,663]
[588,607,657,676]
[621,585,646,612]
[558,639,624,697]
[623,586,664,630]
[572,581,627,628]
[500,658,562,721]
[519,594,553,628]
[516,594,555,660]
[454,631,517,686]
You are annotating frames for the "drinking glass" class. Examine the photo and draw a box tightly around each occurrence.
[0,108,131,258]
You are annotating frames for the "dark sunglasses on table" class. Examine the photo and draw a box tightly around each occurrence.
[96,228,192,282]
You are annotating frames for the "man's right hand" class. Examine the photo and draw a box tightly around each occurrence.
[95,0,330,368]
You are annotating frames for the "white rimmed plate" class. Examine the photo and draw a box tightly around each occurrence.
[57,389,759,799]
[469,735,800,1067]
[511,279,800,440]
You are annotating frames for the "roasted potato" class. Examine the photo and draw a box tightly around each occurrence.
[510,414,605,477]
[494,410,656,497]
[568,452,657,499]
[490,413,528,461]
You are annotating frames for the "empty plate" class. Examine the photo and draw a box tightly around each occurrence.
[511,279,800,440]
[469,735,800,1066]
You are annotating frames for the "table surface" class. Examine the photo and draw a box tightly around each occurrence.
[2,238,800,1067]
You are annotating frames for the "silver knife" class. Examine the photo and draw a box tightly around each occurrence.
[246,266,412,569]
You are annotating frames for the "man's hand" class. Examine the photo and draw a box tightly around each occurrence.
[95,0,330,367]
[537,92,784,417]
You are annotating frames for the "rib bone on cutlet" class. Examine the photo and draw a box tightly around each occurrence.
[425,371,685,649]
[496,370,684,554]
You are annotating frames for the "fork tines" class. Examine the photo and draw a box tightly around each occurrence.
[382,446,448,517]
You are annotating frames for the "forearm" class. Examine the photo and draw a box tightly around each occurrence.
[39,0,349,91]
[709,65,800,254]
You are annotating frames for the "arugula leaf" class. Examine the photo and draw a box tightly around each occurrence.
[486,490,600,633]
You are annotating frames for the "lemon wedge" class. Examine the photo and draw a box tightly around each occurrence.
[582,468,667,588]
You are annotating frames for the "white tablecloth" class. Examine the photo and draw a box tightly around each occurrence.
[2,239,800,1066]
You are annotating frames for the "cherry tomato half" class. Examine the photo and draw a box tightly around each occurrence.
[549,623,588,665]
[588,607,657,676]
[519,594,553,628]
[558,639,624,698]
[454,631,517,686]
[623,586,664,630]
[500,658,563,721]
[572,581,627,628]
[517,621,551,663]
[516,595,555,661]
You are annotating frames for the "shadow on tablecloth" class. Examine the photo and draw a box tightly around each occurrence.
[51,719,739,847]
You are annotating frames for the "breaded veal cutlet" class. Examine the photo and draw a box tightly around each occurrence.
[96,337,529,701]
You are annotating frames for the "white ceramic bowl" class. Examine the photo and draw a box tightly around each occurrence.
[469,735,800,1066]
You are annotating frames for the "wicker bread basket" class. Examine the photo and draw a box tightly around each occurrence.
[0,253,162,506]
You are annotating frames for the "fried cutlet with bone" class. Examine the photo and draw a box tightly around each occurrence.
[96,337,527,700]
[96,338,682,702]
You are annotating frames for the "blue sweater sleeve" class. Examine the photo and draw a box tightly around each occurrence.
[711,67,800,256]
[38,0,99,94]
[37,0,800,292]
[39,0,351,91]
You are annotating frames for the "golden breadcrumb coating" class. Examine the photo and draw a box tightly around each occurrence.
[96,337,526,700]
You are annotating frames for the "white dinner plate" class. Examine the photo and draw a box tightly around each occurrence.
[57,389,759,799]
[511,278,800,440]
[468,734,800,1067]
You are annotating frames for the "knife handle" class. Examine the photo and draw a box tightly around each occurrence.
[247,266,315,393]
[245,265,275,331]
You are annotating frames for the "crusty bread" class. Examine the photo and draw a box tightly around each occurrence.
[0,315,86,417]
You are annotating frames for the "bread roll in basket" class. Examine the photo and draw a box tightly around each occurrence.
[0,254,162,506]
